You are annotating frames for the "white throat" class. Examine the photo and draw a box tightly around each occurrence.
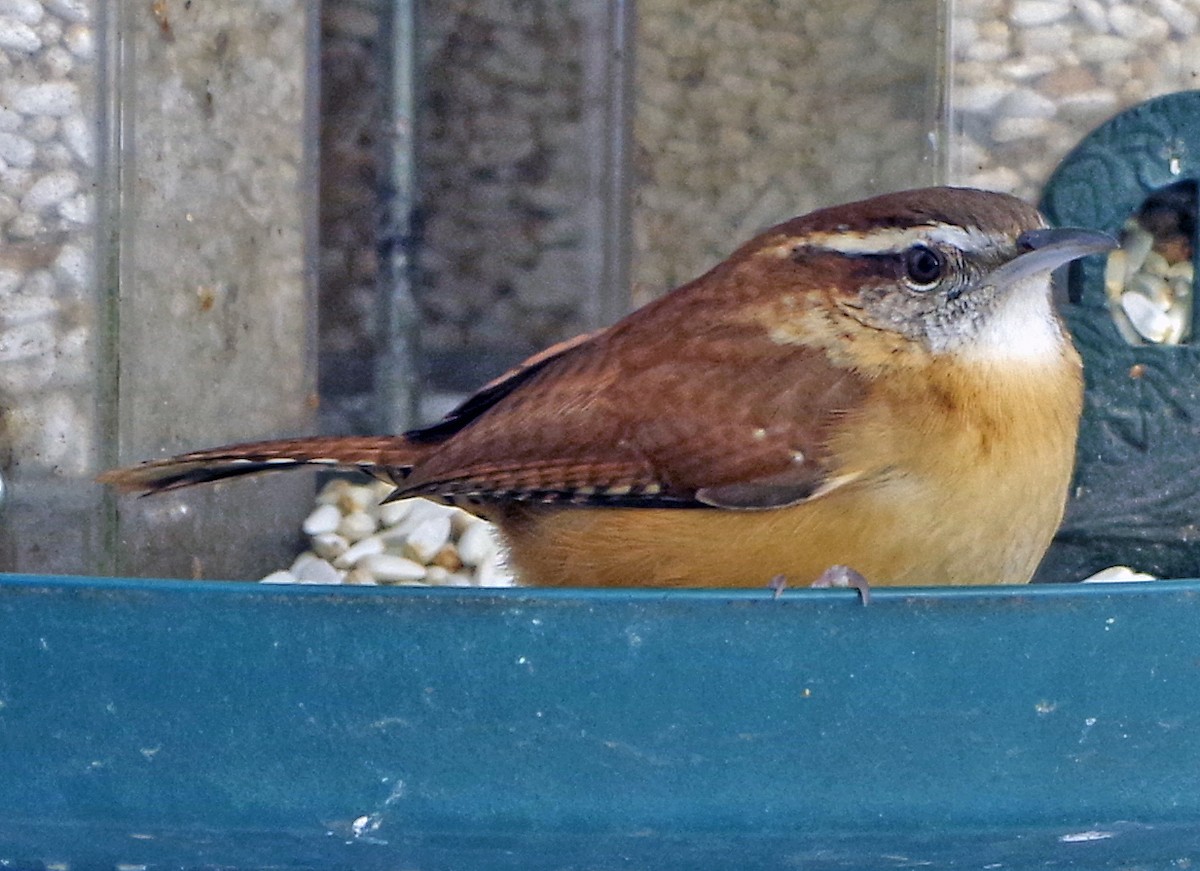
[954,273,1069,366]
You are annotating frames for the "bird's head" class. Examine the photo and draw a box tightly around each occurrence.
[733,187,1115,366]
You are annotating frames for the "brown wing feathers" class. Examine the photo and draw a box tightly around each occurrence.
[101,333,865,508]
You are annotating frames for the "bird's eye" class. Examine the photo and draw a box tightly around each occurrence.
[903,245,944,288]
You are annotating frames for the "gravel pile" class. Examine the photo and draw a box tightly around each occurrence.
[262,479,515,587]
[414,0,604,366]
[631,0,940,303]
[0,0,98,478]
[950,0,1200,198]
[1105,191,1194,346]
[318,0,389,433]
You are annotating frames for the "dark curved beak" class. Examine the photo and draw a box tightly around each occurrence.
[987,227,1117,288]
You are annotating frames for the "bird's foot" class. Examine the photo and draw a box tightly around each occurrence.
[811,564,871,605]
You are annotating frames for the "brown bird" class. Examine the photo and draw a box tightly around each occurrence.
[100,187,1114,589]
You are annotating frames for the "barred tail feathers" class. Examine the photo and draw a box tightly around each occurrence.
[97,435,423,495]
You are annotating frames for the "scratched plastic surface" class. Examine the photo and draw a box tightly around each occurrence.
[1,574,1199,869]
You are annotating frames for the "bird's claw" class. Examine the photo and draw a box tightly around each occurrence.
[811,564,872,605]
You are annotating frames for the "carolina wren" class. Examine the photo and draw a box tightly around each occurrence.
[101,187,1114,589]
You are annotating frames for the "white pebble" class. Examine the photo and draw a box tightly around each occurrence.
[333,534,385,568]
[1120,225,1153,278]
[52,242,89,289]
[337,483,376,513]
[443,570,475,587]
[6,81,79,116]
[315,478,352,505]
[260,570,297,584]
[1058,89,1120,120]
[1168,260,1193,282]
[23,114,56,142]
[999,56,1059,81]
[20,266,53,294]
[1121,291,1173,343]
[20,169,78,213]
[1163,304,1189,345]
[310,531,349,560]
[59,114,93,165]
[4,275,57,324]
[1150,0,1198,36]
[57,190,90,224]
[449,507,478,535]
[337,510,377,542]
[990,117,1052,142]
[1128,272,1171,308]
[1082,565,1157,583]
[1108,5,1170,43]
[402,515,452,564]
[1001,88,1057,119]
[387,497,458,538]
[1016,22,1072,53]
[301,502,341,536]
[964,39,1008,63]
[292,556,342,585]
[1,168,25,198]
[360,553,427,583]
[290,552,318,573]
[0,106,19,130]
[952,18,979,54]
[0,317,52,362]
[1075,34,1136,63]
[0,16,40,53]
[40,45,73,78]
[456,520,497,567]
[377,499,413,527]
[63,23,92,58]
[1010,0,1069,27]
[343,568,377,585]
[32,15,57,43]
[0,131,34,167]
[1141,250,1171,279]
[0,0,42,25]
[955,83,1008,114]
[5,211,42,238]
[39,140,71,168]
[1072,0,1110,32]
[424,565,450,585]
[43,0,88,23]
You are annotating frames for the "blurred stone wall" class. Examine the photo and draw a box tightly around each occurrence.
[412,0,609,392]
[631,0,942,304]
[319,0,388,434]
[949,0,1200,200]
[320,0,610,423]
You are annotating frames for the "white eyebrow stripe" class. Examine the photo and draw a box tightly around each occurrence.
[784,224,997,255]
